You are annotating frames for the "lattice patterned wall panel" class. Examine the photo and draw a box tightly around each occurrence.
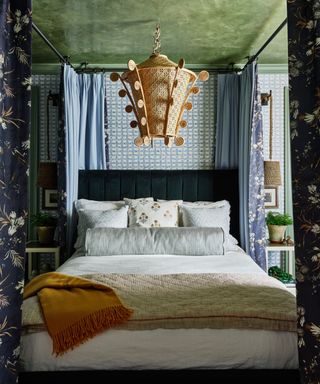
[259,73,289,215]
[106,71,216,170]
[33,72,217,170]
[32,75,60,162]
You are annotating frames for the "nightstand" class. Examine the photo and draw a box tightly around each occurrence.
[26,241,60,280]
[285,283,296,296]
[266,242,295,277]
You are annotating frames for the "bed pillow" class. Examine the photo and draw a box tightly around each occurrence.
[182,200,228,208]
[74,206,128,256]
[74,198,125,212]
[85,227,225,256]
[128,200,179,227]
[180,203,237,246]
[123,197,154,205]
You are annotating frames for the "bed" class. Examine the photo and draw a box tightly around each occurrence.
[19,170,299,383]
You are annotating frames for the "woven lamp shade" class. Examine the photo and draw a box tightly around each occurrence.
[37,162,57,189]
[110,54,208,147]
[264,160,281,186]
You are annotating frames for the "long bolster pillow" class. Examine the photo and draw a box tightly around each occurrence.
[85,227,225,256]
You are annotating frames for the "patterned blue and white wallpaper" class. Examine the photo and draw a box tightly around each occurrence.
[32,75,59,162]
[32,72,288,174]
[106,71,216,169]
[32,71,217,169]
[259,73,289,215]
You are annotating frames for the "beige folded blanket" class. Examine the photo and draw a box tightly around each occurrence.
[22,272,296,333]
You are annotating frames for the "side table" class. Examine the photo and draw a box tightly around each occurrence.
[266,242,295,277]
[26,241,60,280]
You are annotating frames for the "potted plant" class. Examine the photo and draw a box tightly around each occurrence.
[30,212,58,244]
[266,211,293,243]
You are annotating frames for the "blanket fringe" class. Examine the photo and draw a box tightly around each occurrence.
[51,305,133,356]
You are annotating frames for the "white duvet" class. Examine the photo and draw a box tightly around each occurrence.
[20,247,298,371]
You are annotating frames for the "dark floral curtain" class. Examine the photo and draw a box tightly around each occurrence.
[287,1,320,383]
[0,1,31,383]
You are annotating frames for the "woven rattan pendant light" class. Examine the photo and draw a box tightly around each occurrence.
[262,90,281,186]
[110,24,209,147]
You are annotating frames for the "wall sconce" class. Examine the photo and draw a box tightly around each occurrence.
[110,24,209,147]
[261,90,281,187]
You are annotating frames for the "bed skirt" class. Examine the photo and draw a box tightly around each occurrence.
[19,369,300,384]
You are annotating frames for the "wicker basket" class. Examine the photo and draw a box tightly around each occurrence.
[264,160,281,186]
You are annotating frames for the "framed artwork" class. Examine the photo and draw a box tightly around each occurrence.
[42,189,58,209]
[265,187,278,208]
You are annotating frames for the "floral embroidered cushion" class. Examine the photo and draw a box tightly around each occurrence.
[128,200,179,228]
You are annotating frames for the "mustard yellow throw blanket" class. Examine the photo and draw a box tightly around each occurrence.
[23,272,133,356]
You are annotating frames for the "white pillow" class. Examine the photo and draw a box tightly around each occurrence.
[74,206,128,256]
[124,197,154,205]
[180,203,237,247]
[74,198,125,212]
[128,200,179,227]
[182,200,227,208]
[157,199,183,205]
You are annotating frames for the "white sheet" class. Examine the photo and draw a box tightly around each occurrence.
[20,248,298,371]
[58,246,266,276]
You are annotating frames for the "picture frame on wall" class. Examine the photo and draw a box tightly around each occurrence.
[42,189,58,209]
[265,187,278,208]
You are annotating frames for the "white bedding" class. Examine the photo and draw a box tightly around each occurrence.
[20,247,298,371]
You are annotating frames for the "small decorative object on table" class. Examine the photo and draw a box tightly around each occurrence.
[266,211,293,243]
[283,235,295,246]
[268,265,295,284]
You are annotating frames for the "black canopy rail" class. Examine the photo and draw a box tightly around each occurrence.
[243,18,288,69]
[75,62,109,73]
[32,22,73,67]
[75,62,242,74]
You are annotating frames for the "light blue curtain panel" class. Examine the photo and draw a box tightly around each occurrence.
[215,73,239,169]
[78,73,106,169]
[64,64,106,253]
[215,63,266,270]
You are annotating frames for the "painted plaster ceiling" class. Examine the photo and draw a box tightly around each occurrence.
[32,0,288,67]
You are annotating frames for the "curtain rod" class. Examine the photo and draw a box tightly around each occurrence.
[75,67,242,74]
[244,18,287,68]
[32,22,72,66]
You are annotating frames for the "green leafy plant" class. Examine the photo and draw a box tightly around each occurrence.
[266,211,293,226]
[268,266,295,284]
[30,212,58,227]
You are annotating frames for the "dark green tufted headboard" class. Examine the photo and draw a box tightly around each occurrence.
[78,169,239,241]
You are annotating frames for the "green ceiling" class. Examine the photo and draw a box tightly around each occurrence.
[32,0,288,68]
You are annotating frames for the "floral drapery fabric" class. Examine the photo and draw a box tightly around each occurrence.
[248,68,266,271]
[287,1,320,382]
[0,1,31,383]
[57,66,67,261]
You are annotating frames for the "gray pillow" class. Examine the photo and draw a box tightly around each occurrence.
[74,206,128,256]
[180,204,238,247]
[85,227,225,256]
